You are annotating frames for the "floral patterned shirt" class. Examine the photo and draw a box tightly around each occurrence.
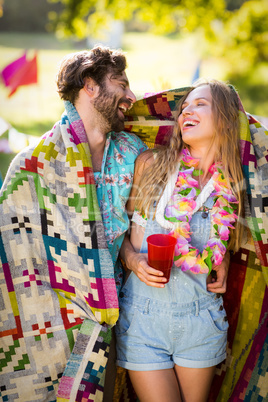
[94,131,147,292]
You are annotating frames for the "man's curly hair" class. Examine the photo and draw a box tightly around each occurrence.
[56,45,127,104]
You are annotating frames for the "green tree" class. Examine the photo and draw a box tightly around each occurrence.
[47,0,229,38]
[208,0,268,73]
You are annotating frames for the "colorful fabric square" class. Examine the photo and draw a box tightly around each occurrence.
[124,88,189,148]
[0,101,137,401]
[113,87,268,401]
[57,319,111,401]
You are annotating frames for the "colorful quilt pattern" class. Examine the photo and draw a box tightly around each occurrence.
[0,101,119,401]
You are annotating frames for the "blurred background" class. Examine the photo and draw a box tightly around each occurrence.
[0,0,267,180]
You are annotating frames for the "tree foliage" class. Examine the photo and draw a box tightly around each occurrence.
[208,0,268,74]
[45,0,268,81]
[46,0,228,38]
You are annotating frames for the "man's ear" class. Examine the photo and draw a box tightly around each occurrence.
[83,77,98,97]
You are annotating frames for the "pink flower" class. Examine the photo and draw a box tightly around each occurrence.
[186,176,199,188]
[175,249,198,270]
[214,197,228,208]
[175,236,190,255]
[173,222,191,240]
[218,224,230,241]
[165,205,179,218]
[212,247,224,265]
[165,207,189,222]
[192,255,209,274]
[207,237,226,254]
[178,197,196,211]
[182,149,200,168]
[189,264,202,274]
[218,215,236,228]
[221,193,239,203]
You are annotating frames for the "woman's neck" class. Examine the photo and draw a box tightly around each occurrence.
[188,145,216,177]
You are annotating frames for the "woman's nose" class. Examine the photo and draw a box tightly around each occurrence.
[182,104,194,115]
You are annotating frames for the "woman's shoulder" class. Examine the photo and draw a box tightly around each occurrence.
[132,149,156,181]
[136,148,158,167]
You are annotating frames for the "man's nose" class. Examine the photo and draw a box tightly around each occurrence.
[126,88,136,104]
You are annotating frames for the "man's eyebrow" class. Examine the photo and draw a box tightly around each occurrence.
[110,74,129,86]
[119,78,129,86]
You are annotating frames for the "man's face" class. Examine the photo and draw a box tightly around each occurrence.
[93,71,136,132]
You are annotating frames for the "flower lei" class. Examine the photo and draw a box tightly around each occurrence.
[155,148,238,274]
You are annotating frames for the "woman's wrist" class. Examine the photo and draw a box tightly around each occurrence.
[120,235,137,272]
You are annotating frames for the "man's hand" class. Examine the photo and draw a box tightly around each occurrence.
[207,251,230,294]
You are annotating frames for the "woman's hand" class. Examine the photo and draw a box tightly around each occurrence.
[120,234,167,288]
[127,251,167,288]
[207,251,230,293]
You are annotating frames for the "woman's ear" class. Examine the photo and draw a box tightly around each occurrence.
[83,77,97,97]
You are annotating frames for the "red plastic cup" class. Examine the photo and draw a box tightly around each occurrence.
[147,234,177,283]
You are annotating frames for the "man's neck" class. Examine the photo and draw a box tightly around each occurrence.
[85,125,107,173]
[76,100,109,172]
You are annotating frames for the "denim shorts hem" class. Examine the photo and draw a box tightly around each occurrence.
[116,360,174,371]
[173,352,226,368]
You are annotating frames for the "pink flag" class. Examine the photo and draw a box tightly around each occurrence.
[1,53,27,86]
[1,52,38,97]
[8,53,38,97]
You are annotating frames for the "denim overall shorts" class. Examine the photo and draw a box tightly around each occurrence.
[116,197,229,370]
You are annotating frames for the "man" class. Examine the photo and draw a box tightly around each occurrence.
[0,46,146,402]
[0,46,228,401]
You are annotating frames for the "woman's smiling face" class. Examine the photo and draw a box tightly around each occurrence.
[178,85,215,149]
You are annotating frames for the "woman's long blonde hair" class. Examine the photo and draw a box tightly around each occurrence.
[135,79,245,252]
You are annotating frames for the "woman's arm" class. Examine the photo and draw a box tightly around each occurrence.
[120,151,167,287]
[120,231,167,287]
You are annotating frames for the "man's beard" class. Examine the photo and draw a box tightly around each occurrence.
[93,84,126,132]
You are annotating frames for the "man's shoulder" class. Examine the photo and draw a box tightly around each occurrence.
[113,130,141,141]
[111,130,147,149]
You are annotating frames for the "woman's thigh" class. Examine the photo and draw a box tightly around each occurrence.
[128,368,182,402]
[174,365,216,402]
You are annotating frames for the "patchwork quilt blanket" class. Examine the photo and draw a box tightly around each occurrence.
[0,102,119,401]
[113,87,268,401]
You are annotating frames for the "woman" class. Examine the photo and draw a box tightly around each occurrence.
[115,80,244,401]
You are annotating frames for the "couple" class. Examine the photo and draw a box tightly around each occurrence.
[0,46,266,402]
